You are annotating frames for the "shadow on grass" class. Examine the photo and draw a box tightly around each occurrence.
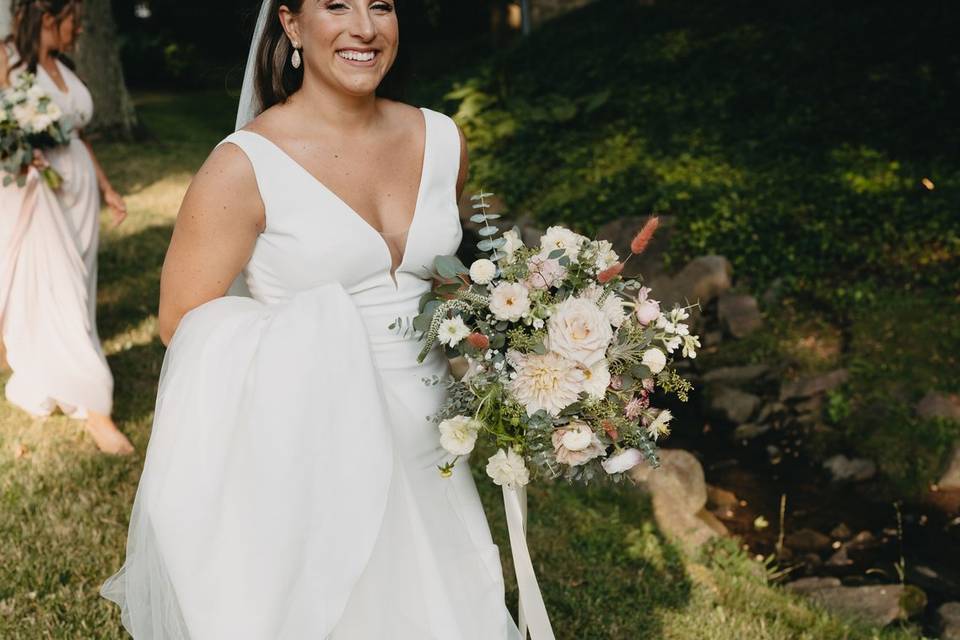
[107,338,166,438]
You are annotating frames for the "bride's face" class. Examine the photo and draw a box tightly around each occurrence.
[284,0,399,97]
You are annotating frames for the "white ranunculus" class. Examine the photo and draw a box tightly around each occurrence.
[641,348,667,374]
[581,359,611,399]
[486,448,530,488]
[592,239,620,270]
[540,226,588,262]
[438,415,481,456]
[508,351,584,417]
[560,422,594,451]
[438,316,471,347]
[489,282,530,322]
[469,258,497,285]
[601,448,645,474]
[547,296,613,366]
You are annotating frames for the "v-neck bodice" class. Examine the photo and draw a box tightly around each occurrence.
[218,107,463,365]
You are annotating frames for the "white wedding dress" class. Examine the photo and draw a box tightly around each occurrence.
[0,52,112,419]
[101,107,523,639]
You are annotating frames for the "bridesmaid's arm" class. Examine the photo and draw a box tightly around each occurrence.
[0,44,9,89]
[456,124,470,201]
[158,144,265,346]
[80,135,127,227]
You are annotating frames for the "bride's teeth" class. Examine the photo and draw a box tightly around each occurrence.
[338,50,376,62]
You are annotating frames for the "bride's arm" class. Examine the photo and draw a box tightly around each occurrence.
[158,144,265,346]
[456,124,469,201]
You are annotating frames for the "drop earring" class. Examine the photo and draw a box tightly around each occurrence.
[291,44,302,69]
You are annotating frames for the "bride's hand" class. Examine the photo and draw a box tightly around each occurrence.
[104,188,128,227]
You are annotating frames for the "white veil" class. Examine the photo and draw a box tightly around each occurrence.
[235,0,274,131]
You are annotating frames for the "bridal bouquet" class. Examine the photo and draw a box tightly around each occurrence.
[0,73,71,189]
[407,194,700,487]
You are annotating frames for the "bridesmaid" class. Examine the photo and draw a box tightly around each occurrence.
[0,0,133,454]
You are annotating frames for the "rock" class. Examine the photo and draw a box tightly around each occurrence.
[650,255,733,309]
[706,485,739,509]
[830,523,852,540]
[785,528,832,552]
[938,602,960,640]
[939,447,960,491]
[762,278,785,306]
[824,455,877,482]
[826,545,853,567]
[791,583,916,627]
[718,292,763,338]
[793,395,824,416]
[708,386,761,424]
[697,508,730,536]
[596,215,674,281]
[733,423,770,441]
[786,576,841,594]
[916,392,960,421]
[645,449,708,515]
[702,364,771,387]
[780,369,849,402]
[757,401,788,424]
[702,330,723,348]
[650,499,724,553]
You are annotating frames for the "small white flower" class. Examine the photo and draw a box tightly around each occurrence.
[540,226,588,262]
[646,409,673,441]
[489,282,531,322]
[663,335,682,354]
[591,240,619,271]
[601,448,645,475]
[641,348,667,374]
[499,229,524,261]
[469,258,497,285]
[486,448,530,488]
[682,334,701,359]
[560,423,595,451]
[532,317,545,330]
[438,316,470,347]
[581,359,611,399]
[438,415,481,456]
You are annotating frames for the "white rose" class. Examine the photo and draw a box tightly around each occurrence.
[581,359,611,399]
[500,229,524,261]
[560,422,594,451]
[469,258,497,285]
[438,416,481,456]
[486,448,530,488]
[489,282,530,322]
[641,348,667,374]
[438,316,470,347]
[546,296,613,366]
[540,226,588,262]
[601,448,644,475]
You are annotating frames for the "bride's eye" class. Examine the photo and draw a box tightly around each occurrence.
[326,2,349,11]
[371,1,394,12]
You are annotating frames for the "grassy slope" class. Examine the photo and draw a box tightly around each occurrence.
[0,90,925,637]
[409,0,960,494]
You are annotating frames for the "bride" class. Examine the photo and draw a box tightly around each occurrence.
[101,1,524,637]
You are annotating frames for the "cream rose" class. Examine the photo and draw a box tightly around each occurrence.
[552,424,605,467]
[641,348,667,374]
[486,448,530,488]
[546,297,613,366]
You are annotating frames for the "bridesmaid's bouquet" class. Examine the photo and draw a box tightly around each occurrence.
[0,73,71,189]
[407,193,700,487]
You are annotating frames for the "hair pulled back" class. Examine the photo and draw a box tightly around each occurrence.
[7,0,79,74]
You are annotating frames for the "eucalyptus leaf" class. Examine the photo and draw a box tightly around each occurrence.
[631,364,653,379]
[478,226,499,237]
[434,255,468,279]
[470,214,489,223]
[477,239,495,251]
[491,333,506,349]
[547,249,565,259]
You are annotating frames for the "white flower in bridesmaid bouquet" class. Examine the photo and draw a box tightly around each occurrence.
[580,359,611,399]
[540,226,588,262]
[438,416,481,456]
[552,423,604,467]
[469,258,497,285]
[508,351,584,417]
[486,448,530,488]
[641,347,667,374]
[646,409,673,441]
[438,316,470,347]
[547,297,613,366]
[499,229,524,261]
[489,282,531,322]
[601,448,645,475]
[682,334,701,359]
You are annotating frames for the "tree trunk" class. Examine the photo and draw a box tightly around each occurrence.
[0,0,11,39]
[74,0,137,139]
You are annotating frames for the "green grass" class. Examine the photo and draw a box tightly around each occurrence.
[0,90,928,637]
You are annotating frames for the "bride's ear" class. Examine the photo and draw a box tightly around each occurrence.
[278,6,302,48]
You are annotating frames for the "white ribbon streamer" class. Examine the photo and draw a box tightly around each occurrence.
[502,485,555,640]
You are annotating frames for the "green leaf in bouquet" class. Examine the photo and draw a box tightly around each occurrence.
[630,364,653,380]
[434,255,468,279]
[495,321,509,331]
[558,256,571,267]
[471,202,490,209]
[490,333,506,350]
[422,299,442,318]
[531,340,547,355]
[477,226,499,237]
[560,401,583,416]
[546,249,566,260]
[621,374,635,389]
[2,175,12,187]
[489,250,506,261]
[436,282,462,296]
[469,214,488,223]
[418,290,436,313]
[477,237,506,252]
[470,192,495,200]
[412,311,433,333]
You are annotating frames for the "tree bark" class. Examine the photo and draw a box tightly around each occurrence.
[0,0,11,39]
[74,0,137,138]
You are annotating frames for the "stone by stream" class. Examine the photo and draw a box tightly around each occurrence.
[717,292,763,338]
[707,386,761,424]
[823,454,877,482]
[785,579,924,627]
[938,602,960,640]
[916,392,960,490]
[779,369,849,402]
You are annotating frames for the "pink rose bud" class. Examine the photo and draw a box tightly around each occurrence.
[634,299,660,325]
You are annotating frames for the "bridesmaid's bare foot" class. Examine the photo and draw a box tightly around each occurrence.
[86,412,135,456]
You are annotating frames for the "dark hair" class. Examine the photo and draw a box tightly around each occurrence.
[8,0,79,74]
[254,0,405,113]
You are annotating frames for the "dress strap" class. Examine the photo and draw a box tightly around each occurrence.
[419,108,463,201]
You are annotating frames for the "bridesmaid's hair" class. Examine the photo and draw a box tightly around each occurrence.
[255,0,405,112]
[7,0,79,74]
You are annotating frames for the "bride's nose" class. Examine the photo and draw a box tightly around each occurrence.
[348,7,378,41]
